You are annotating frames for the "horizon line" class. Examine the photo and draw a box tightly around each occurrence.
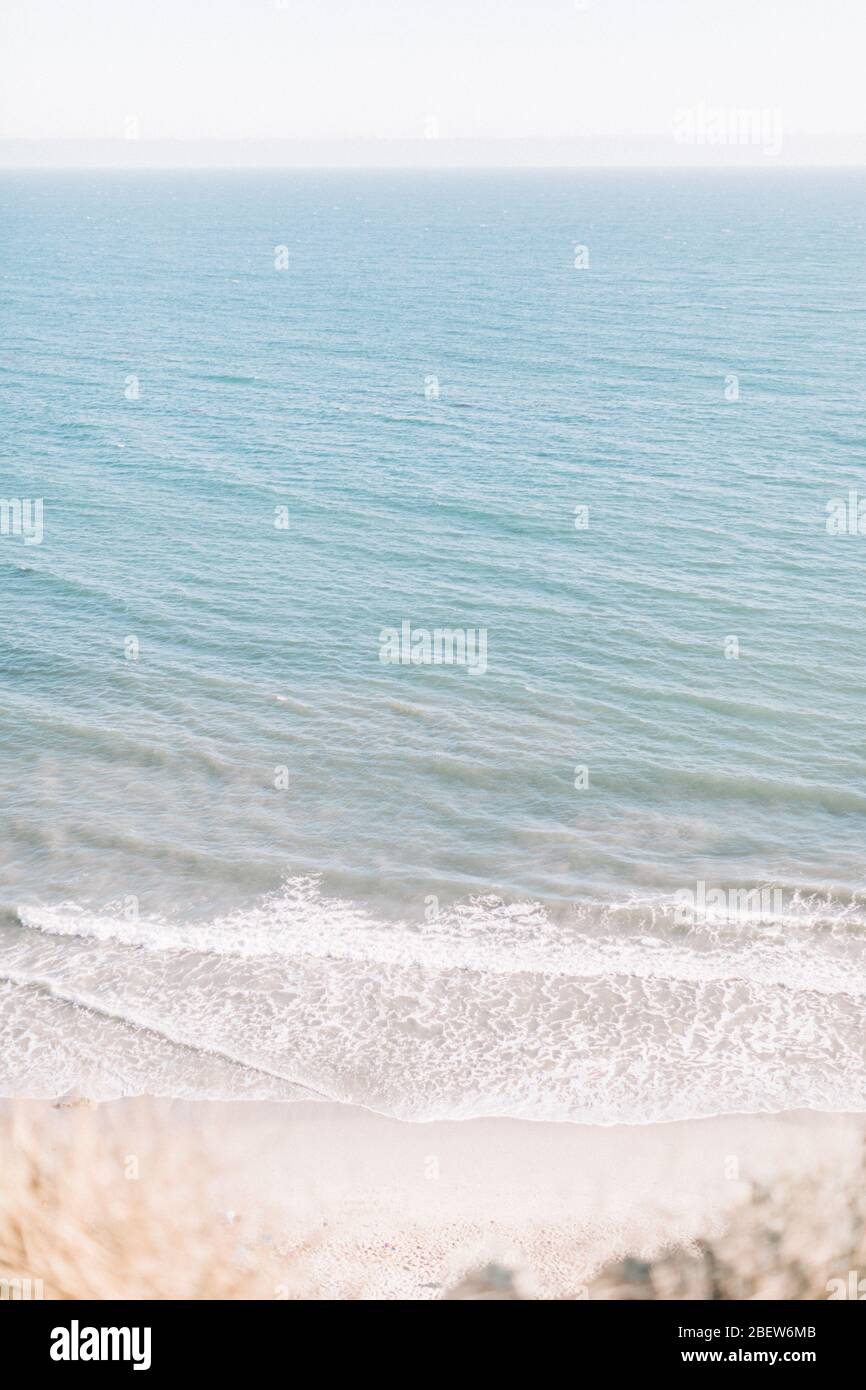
[2,135,864,172]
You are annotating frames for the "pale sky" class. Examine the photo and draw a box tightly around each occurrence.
[0,0,863,152]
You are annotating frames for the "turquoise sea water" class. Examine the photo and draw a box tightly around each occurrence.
[1,170,865,1119]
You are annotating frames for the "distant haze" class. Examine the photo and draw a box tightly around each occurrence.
[0,0,864,166]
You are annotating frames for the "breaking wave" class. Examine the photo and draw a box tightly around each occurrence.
[3,878,866,1122]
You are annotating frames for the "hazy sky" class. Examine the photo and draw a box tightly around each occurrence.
[0,0,863,145]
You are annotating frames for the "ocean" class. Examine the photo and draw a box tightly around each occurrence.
[1,169,865,1120]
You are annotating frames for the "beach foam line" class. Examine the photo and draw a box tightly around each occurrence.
[0,971,320,1103]
[2,879,866,1121]
[16,878,866,999]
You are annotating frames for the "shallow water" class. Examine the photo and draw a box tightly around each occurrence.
[2,170,865,1117]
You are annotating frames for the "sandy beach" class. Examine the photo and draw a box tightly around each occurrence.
[197,1102,866,1299]
[5,1098,859,1300]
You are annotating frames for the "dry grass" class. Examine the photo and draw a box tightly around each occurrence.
[0,1102,285,1299]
